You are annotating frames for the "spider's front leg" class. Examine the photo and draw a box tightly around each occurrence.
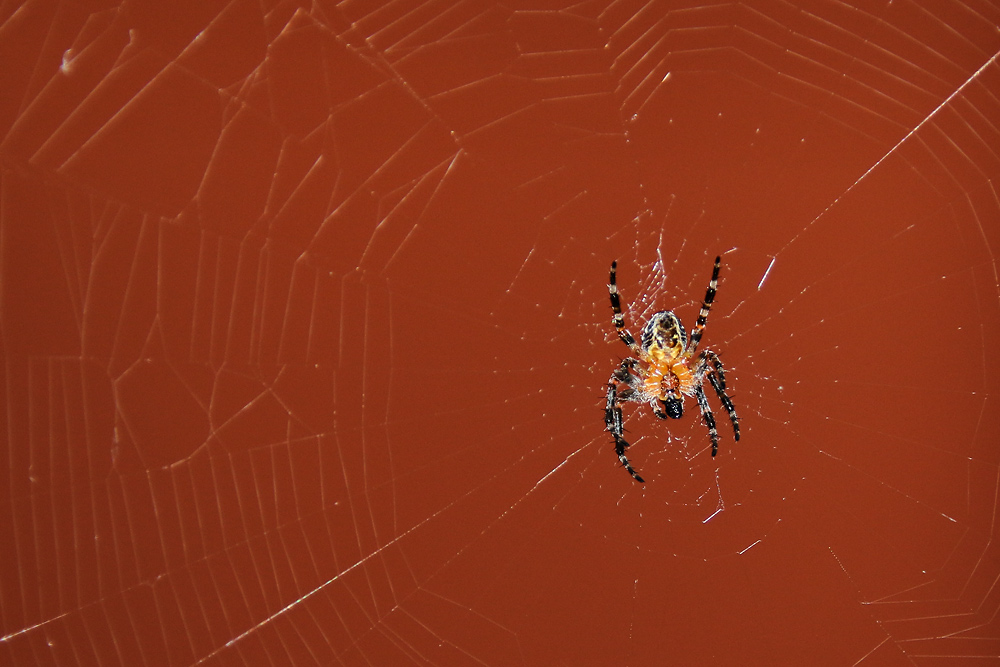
[609,261,640,354]
[605,360,645,483]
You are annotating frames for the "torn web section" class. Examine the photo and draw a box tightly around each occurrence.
[785,75,1000,650]
[591,2,1000,662]
[716,43,1000,667]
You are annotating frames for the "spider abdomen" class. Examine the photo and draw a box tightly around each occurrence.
[640,311,687,356]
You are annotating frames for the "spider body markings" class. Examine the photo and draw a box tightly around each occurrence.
[604,257,740,483]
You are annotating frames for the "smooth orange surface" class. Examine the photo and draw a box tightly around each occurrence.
[2,2,1000,665]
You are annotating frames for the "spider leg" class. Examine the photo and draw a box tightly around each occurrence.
[609,261,641,354]
[695,350,740,444]
[605,361,645,483]
[698,349,727,390]
[685,256,720,356]
[707,371,740,442]
[694,383,720,457]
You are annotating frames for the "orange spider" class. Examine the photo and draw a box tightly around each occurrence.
[604,257,740,483]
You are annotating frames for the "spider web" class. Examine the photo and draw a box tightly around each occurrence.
[2,0,1000,664]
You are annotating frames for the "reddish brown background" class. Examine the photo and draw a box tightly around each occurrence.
[2,1,1000,665]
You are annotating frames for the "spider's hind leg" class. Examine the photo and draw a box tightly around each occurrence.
[694,385,720,456]
[707,372,740,442]
[695,350,740,446]
[605,371,645,483]
[615,435,645,484]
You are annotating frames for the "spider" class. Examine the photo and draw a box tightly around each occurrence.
[604,256,740,483]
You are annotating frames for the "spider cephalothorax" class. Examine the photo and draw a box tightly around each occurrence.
[604,257,740,483]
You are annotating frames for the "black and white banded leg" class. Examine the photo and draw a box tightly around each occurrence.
[609,261,640,353]
[685,256,720,356]
[694,384,720,457]
[693,350,740,451]
[604,360,645,483]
